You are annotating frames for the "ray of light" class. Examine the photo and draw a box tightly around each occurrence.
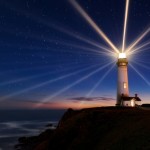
[132,57,150,64]
[0,72,51,87]
[69,0,119,53]
[2,23,114,57]
[128,41,150,55]
[44,25,114,54]
[1,1,113,55]
[0,60,95,77]
[37,26,114,55]
[129,47,150,56]
[0,64,54,76]
[4,0,119,57]
[54,40,115,56]
[86,64,115,97]
[130,60,150,70]
[34,61,115,108]
[77,64,115,108]
[122,0,130,52]
[0,58,74,74]
[66,45,115,57]
[130,64,150,86]
[0,63,91,87]
[0,64,101,101]
[2,28,106,55]
[126,28,150,53]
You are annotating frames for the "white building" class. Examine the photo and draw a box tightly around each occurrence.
[116,53,141,107]
[116,53,129,106]
[120,94,141,107]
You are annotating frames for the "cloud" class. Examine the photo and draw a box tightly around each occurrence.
[0,98,56,109]
[69,96,115,102]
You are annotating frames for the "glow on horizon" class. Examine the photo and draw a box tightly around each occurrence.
[0,99,115,110]
[35,61,115,108]
[2,94,150,109]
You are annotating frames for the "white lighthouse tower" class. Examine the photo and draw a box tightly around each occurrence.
[116,53,129,106]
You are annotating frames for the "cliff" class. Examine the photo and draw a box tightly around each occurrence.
[15,107,150,150]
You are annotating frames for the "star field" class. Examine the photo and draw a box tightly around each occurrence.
[0,0,150,109]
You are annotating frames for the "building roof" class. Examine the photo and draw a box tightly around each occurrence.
[121,96,141,101]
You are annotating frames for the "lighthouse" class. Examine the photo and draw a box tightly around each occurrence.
[116,53,129,106]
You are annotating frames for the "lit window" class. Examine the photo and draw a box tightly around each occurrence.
[121,63,126,65]
[123,82,127,89]
[131,99,135,107]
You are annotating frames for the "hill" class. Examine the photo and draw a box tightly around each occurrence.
[15,107,150,150]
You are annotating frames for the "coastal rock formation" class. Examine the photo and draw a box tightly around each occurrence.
[15,107,150,150]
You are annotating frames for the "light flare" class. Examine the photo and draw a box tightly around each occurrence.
[69,0,119,53]
[119,53,127,59]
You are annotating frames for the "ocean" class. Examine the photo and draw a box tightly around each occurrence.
[0,109,65,150]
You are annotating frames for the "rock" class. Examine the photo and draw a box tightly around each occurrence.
[15,107,150,150]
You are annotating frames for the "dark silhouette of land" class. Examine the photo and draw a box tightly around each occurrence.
[15,107,150,150]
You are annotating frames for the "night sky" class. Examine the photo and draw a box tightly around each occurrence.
[0,0,150,109]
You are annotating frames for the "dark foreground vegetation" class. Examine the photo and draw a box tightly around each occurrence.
[15,107,150,150]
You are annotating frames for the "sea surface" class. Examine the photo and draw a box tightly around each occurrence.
[0,109,65,150]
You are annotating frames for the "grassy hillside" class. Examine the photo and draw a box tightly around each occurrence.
[16,107,150,150]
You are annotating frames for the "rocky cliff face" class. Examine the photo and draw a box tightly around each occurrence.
[15,107,150,150]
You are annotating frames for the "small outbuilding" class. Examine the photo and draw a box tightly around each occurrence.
[120,94,141,107]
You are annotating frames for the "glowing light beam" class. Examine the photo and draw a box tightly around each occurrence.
[69,0,119,53]
[86,64,115,97]
[0,64,93,87]
[57,40,114,56]
[130,60,150,70]
[1,1,113,55]
[130,64,150,86]
[122,0,130,52]
[126,28,150,53]
[35,61,115,108]
[49,25,114,54]
[128,41,150,55]
[77,64,115,108]
[0,64,100,101]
